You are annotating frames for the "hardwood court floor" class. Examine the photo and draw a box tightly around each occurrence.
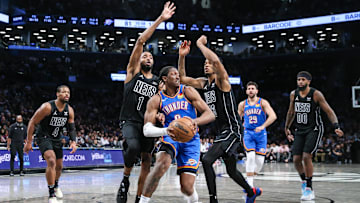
[1,162,359,203]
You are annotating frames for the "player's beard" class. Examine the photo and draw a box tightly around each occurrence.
[205,72,215,77]
[141,63,152,72]
[297,84,308,91]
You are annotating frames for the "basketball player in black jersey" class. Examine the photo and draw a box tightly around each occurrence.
[24,85,77,203]
[285,71,344,201]
[178,37,262,203]
[117,2,176,203]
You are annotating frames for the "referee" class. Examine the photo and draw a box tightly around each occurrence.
[7,115,27,176]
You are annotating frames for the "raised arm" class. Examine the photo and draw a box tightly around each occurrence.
[125,1,176,83]
[196,35,231,92]
[255,99,277,132]
[285,91,296,141]
[24,103,51,153]
[184,86,215,126]
[314,90,344,136]
[178,40,206,89]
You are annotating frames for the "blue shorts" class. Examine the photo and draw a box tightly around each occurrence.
[243,129,267,155]
[160,134,200,174]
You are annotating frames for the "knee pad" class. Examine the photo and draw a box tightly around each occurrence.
[255,155,265,174]
[246,151,256,173]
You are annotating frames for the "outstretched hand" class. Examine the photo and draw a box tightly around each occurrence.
[179,40,191,56]
[196,35,207,47]
[160,1,176,21]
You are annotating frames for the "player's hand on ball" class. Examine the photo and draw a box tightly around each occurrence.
[167,126,177,141]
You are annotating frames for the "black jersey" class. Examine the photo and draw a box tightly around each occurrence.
[120,72,159,123]
[203,80,242,139]
[36,100,69,140]
[293,88,323,131]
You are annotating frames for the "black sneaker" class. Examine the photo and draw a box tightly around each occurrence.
[20,171,24,176]
[10,171,14,176]
[116,178,130,203]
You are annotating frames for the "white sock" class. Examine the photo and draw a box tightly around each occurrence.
[247,176,254,188]
[185,189,199,203]
[139,195,151,203]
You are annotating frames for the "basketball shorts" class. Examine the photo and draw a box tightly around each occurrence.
[213,130,241,158]
[159,134,200,175]
[292,126,323,155]
[38,137,63,159]
[122,121,155,154]
[243,129,267,155]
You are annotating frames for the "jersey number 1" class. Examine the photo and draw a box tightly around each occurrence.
[137,96,144,111]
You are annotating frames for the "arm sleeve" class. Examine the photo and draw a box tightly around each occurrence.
[68,123,76,141]
[143,122,168,137]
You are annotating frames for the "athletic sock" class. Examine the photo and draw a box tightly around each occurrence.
[305,176,312,189]
[300,173,306,181]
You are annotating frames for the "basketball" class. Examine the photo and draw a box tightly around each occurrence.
[168,117,195,143]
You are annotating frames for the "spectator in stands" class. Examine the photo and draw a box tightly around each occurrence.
[331,144,344,163]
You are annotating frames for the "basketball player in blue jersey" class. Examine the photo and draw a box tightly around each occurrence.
[285,71,344,201]
[238,81,277,188]
[178,37,262,203]
[24,85,77,203]
[139,66,215,203]
[117,2,176,203]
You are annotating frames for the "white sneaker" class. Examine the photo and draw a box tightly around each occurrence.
[54,187,63,199]
[301,187,315,200]
[49,197,58,203]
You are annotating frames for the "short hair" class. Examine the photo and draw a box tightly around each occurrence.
[246,81,258,89]
[297,71,312,80]
[159,66,176,82]
[57,85,70,93]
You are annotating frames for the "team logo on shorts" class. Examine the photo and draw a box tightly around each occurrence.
[186,159,197,166]
[178,93,184,99]
[260,148,265,153]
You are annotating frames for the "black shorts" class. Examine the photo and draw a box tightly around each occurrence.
[213,131,241,158]
[38,137,63,159]
[122,121,155,154]
[292,126,324,155]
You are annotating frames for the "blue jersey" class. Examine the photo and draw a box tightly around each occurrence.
[243,98,267,130]
[160,85,197,134]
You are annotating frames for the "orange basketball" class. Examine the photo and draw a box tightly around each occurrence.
[168,117,195,143]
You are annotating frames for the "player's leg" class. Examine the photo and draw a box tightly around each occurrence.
[136,151,152,202]
[16,143,25,175]
[38,138,57,201]
[117,122,142,203]
[180,173,198,203]
[9,144,16,176]
[54,140,64,199]
[177,138,201,203]
[139,143,174,203]
[202,142,225,203]
[44,150,57,198]
[254,130,267,177]
[292,131,307,198]
[301,127,323,201]
[243,130,256,187]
